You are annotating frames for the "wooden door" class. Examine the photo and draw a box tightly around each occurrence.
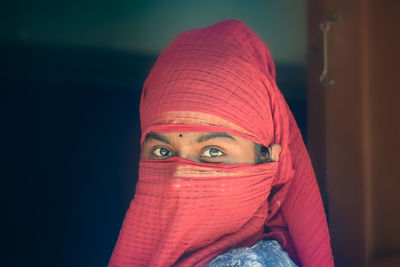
[307,0,400,266]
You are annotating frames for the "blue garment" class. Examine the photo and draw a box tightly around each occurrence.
[205,240,298,267]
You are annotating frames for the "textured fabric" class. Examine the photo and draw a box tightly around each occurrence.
[111,158,277,266]
[109,20,334,267]
[205,240,297,267]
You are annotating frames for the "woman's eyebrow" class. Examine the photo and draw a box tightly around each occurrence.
[145,132,170,144]
[197,132,236,143]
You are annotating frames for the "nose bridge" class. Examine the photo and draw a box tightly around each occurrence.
[177,145,196,161]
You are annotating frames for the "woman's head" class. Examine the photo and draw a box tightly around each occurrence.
[139,20,284,149]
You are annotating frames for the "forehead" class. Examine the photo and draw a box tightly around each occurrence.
[140,121,265,147]
[144,131,257,147]
[145,131,241,143]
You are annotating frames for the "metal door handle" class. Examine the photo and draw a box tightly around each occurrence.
[320,13,340,87]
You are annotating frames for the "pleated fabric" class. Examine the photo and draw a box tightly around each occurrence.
[109,20,334,267]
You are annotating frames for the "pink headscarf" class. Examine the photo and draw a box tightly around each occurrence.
[109,20,334,266]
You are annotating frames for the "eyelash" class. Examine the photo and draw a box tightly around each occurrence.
[200,147,225,159]
[150,146,225,160]
[151,146,174,159]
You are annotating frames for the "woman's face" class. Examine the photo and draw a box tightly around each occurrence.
[141,132,257,165]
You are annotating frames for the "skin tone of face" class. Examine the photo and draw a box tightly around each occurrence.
[141,132,281,165]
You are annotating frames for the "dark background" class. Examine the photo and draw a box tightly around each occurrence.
[2,1,307,266]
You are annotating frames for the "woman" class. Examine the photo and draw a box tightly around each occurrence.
[109,20,334,266]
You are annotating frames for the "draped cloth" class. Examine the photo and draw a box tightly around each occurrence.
[109,20,334,267]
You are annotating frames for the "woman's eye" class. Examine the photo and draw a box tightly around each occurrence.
[201,148,223,158]
[152,147,172,158]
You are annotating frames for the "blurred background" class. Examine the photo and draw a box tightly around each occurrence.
[2,1,308,266]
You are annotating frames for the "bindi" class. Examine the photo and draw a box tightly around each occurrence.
[179,133,183,137]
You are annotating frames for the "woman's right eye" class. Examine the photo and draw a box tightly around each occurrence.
[152,147,172,158]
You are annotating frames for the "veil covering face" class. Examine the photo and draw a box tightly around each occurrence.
[109,20,334,267]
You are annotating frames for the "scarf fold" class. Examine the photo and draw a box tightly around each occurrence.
[109,20,334,267]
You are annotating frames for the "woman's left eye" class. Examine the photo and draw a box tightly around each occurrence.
[201,148,224,158]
